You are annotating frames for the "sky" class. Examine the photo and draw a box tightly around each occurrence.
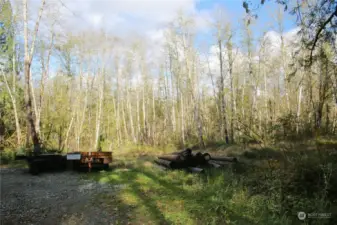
[10,0,299,82]
[43,0,297,45]
[14,0,299,52]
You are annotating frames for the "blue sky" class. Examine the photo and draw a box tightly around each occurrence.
[197,0,296,31]
[22,0,298,49]
[23,0,299,77]
[194,0,297,51]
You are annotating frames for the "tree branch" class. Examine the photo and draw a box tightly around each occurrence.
[29,0,46,64]
[309,5,337,65]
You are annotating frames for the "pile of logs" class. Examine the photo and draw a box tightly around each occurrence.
[154,148,238,173]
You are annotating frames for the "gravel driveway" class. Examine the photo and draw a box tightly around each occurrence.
[0,168,123,225]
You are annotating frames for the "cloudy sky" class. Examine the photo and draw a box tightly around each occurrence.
[21,0,297,47]
[16,0,299,87]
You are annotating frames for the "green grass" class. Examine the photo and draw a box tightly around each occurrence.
[2,140,336,224]
[86,141,337,225]
[88,161,289,225]
[0,160,28,168]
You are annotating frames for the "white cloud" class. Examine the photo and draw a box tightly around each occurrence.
[51,0,201,35]
[13,0,208,40]
[88,13,103,27]
[261,27,300,57]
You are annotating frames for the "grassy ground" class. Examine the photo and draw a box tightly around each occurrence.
[0,159,28,168]
[86,139,337,225]
[2,139,336,224]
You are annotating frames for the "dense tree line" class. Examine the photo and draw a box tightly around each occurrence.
[0,0,336,152]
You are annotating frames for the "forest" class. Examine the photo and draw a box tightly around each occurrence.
[0,0,337,224]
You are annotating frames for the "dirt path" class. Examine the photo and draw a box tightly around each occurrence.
[0,168,122,225]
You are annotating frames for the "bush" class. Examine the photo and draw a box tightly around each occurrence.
[0,148,15,164]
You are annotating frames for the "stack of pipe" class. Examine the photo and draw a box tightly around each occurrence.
[154,148,210,172]
[154,148,238,173]
[154,148,238,172]
[207,156,238,168]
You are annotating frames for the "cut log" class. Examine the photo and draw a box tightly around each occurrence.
[171,148,192,157]
[210,156,237,162]
[187,167,204,173]
[189,152,210,166]
[208,161,221,168]
[158,154,185,162]
[202,153,211,161]
[208,160,230,165]
[154,159,173,168]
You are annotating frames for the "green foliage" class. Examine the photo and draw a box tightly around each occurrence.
[0,148,15,164]
[0,0,15,71]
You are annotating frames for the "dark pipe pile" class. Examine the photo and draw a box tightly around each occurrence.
[154,148,238,173]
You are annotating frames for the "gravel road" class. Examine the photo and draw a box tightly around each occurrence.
[0,168,123,225]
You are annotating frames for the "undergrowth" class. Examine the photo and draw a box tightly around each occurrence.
[87,140,337,225]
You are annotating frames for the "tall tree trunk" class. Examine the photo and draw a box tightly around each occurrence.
[127,85,136,143]
[169,54,176,133]
[1,70,21,146]
[112,95,120,147]
[142,83,147,142]
[116,58,121,147]
[180,92,185,146]
[76,74,88,151]
[24,61,40,152]
[218,39,229,143]
[94,68,104,151]
[136,86,141,142]
[23,0,45,153]
[37,33,54,143]
[296,85,303,134]
[30,69,39,135]
[122,98,128,141]
[152,80,156,145]
[12,37,21,146]
[63,114,74,152]
[227,34,235,143]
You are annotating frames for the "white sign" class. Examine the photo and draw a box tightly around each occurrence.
[67,153,81,160]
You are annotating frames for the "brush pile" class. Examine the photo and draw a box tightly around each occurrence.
[154,148,238,173]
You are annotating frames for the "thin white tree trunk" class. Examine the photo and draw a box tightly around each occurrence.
[122,99,128,140]
[169,55,176,132]
[180,92,185,146]
[152,80,156,145]
[127,86,136,143]
[142,82,147,141]
[136,86,141,141]
[116,61,121,147]
[76,72,89,151]
[1,70,21,145]
[23,0,45,152]
[36,32,54,143]
[63,114,74,152]
[30,69,39,135]
[296,85,303,134]
[94,68,104,151]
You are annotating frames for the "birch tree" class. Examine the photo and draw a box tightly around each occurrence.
[23,0,46,153]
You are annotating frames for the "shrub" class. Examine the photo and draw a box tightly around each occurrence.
[0,148,15,164]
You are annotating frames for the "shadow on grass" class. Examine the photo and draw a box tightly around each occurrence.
[88,139,337,225]
[227,143,337,225]
[94,167,172,225]
[91,162,258,225]
[137,167,257,225]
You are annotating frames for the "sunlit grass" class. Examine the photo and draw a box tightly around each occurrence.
[87,160,295,225]
[85,140,337,225]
